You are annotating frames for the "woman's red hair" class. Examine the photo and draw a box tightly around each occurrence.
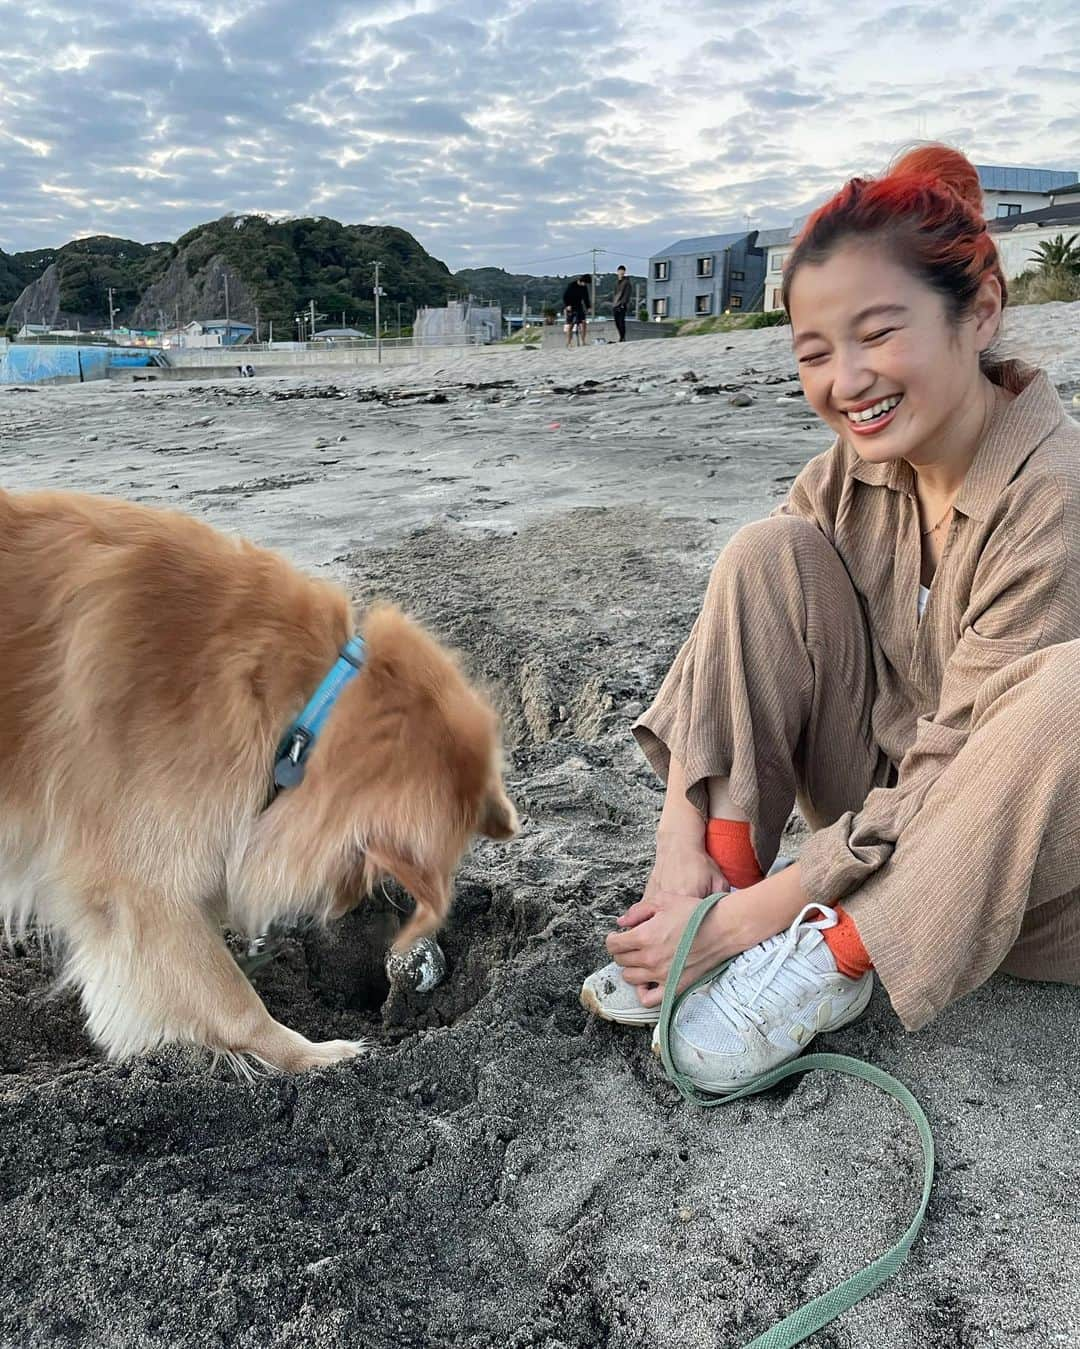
[781,144,1007,334]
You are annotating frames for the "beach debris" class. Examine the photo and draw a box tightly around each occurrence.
[385,936,447,993]
[547,422,561,430]
[635,382,658,394]
[729,391,754,407]
[680,371,698,382]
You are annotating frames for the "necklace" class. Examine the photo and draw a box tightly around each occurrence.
[921,502,955,536]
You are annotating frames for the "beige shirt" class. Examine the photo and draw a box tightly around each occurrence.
[777,362,1080,903]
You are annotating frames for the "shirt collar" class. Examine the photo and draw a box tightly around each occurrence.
[845,362,1065,521]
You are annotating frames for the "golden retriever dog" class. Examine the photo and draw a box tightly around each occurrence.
[0,489,517,1072]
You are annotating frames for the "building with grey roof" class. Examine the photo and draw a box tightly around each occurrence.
[975,165,1078,220]
[646,230,766,321]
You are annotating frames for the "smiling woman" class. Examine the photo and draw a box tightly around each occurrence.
[582,142,1080,1105]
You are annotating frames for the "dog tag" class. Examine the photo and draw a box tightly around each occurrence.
[273,755,306,790]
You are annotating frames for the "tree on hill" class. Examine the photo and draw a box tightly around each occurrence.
[163,215,455,333]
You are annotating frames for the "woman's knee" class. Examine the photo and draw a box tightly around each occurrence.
[713,514,829,579]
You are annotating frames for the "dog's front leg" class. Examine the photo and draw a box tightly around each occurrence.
[61,890,367,1073]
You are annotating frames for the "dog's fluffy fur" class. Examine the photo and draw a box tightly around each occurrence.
[0,489,517,1071]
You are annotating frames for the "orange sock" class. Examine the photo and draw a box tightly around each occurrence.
[823,906,873,979]
[705,818,764,889]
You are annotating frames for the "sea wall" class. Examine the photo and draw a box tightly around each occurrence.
[0,345,158,385]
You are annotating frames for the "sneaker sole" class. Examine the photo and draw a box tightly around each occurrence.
[652,975,875,1091]
[580,984,661,1027]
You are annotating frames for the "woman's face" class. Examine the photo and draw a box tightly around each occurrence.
[787,240,1000,468]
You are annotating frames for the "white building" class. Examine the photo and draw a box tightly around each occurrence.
[989,201,1080,280]
[414,299,501,345]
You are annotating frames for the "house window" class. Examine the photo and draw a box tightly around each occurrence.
[770,288,783,309]
[728,295,743,309]
[697,257,713,277]
[652,297,669,317]
[730,269,745,281]
[770,252,786,272]
[695,294,712,314]
[653,260,670,281]
[996,203,1022,218]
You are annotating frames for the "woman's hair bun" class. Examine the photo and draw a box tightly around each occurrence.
[887,143,984,220]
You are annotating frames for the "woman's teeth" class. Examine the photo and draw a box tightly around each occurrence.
[846,394,902,423]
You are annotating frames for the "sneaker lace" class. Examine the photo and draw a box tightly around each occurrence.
[705,903,839,1034]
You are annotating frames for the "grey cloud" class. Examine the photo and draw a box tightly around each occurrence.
[1015,65,1080,85]
[358,102,477,139]
[744,88,825,111]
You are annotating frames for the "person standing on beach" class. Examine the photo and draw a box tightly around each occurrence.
[562,275,591,347]
[611,266,632,342]
[581,144,1080,1093]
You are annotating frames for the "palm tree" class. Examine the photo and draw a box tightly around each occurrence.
[1027,233,1080,273]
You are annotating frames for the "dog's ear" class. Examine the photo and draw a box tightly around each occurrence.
[479,788,518,840]
[367,842,451,951]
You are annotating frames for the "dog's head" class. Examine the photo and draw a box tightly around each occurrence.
[239,605,517,947]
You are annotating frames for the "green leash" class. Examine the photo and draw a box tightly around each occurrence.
[657,893,934,1348]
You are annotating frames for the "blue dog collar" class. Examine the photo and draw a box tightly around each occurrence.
[273,635,367,791]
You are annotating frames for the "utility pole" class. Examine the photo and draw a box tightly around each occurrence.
[224,273,230,344]
[590,247,599,337]
[521,289,527,331]
[255,305,260,344]
[373,261,383,364]
[309,299,316,342]
[107,286,117,337]
[396,302,402,338]
[268,320,273,344]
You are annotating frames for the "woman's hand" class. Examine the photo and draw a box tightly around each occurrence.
[604,831,730,1008]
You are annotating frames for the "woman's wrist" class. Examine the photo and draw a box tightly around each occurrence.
[702,863,812,960]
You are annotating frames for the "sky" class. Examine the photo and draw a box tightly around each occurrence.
[0,0,1078,275]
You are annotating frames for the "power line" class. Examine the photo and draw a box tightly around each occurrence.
[503,245,655,271]
[500,248,598,270]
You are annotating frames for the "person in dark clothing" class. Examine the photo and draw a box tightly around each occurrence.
[612,265,632,341]
[562,275,591,346]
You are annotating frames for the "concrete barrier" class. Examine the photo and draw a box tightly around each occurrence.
[539,318,673,350]
[0,345,151,385]
[160,342,484,375]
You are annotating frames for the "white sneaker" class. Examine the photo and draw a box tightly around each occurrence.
[580,856,794,1027]
[652,903,873,1093]
[580,961,661,1026]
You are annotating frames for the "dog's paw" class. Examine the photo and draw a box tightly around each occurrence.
[292,1037,371,1071]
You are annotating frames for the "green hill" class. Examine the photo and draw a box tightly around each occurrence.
[1,219,643,334]
[1,236,170,328]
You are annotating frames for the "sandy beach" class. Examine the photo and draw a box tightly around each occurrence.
[2,301,1080,1348]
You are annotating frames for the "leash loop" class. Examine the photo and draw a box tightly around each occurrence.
[657,892,935,1348]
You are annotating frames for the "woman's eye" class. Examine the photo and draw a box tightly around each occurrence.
[799,352,827,365]
[864,328,895,342]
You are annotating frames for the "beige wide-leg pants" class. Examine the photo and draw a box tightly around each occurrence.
[634,516,1080,1030]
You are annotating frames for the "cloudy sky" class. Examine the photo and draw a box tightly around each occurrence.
[0,0,1077,273]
